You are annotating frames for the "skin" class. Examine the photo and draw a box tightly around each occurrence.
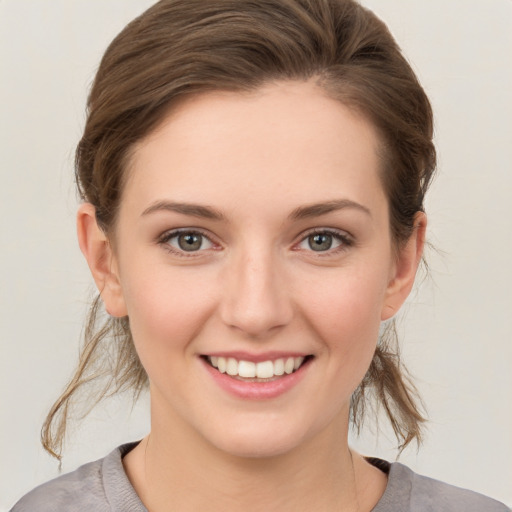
[78,80,425,511]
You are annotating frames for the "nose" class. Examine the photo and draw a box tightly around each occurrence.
[219,247,293,338]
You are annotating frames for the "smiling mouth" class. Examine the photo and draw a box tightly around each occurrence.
[202,355,313,381]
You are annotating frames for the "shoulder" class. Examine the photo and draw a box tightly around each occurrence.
[10,443,144,512]
[10,457,107,512]
[375,461,510,512]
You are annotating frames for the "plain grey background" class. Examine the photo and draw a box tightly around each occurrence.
[1,0,511,509]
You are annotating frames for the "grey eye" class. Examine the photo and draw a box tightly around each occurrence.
[168,232,213,252]
[297,231,346,253]
[308,233,333,251]
[178,233,202,251]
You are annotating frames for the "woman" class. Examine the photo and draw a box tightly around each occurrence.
[10,0,509,510]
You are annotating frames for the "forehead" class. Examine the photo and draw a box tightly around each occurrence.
[124,80,385,216]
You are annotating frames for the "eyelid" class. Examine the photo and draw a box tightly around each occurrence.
[156,226,354,258]
[294,227,354,254]
[157,228,219,257]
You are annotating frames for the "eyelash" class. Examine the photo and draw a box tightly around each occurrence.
[157,228,216,258]
[157,228,354,258]
[298,228,354,257]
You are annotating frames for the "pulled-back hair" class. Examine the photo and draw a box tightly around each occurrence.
[42,0,436,460]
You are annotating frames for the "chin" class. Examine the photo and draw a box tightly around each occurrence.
[203,417,313,460]
[215,436,301,460]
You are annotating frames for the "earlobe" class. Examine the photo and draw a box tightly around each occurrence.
[77,203,127,317]
[381,212,427,321]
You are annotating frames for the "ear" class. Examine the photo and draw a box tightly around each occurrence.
[381,212,427,321]
[77,203,127,317]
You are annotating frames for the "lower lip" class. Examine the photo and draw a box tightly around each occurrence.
[201,358,311,400]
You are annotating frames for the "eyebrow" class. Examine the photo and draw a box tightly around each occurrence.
[289,199,371,220]
[141,198,371,221]
[141,201,226,221]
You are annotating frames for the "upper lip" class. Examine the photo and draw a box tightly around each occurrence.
[201,351,311,363]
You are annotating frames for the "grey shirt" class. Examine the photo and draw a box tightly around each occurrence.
[10,443,510,511]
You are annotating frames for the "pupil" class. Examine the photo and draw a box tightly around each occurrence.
[309,233,332,251]
[178,233,202,251]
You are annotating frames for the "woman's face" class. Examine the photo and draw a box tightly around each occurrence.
[96,81,420,458]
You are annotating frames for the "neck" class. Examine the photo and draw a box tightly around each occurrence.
[123,398,386,512]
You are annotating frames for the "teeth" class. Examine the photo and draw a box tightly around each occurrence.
[217,357,227,373]
[274,358,285,376]
[238,360,256,378]
[256,361,274,379]
[226,357,238,376]
[284,357,294,374]
[208,356,306,379]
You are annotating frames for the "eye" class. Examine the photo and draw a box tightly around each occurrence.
[297,229,352,253]
[159,229,214,254]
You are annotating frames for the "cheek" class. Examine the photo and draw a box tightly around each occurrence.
[119,262,218,354]
[303,266,388,332]
[301,267,388,367]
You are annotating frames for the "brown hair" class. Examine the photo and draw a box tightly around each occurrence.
[42,0,435,460]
